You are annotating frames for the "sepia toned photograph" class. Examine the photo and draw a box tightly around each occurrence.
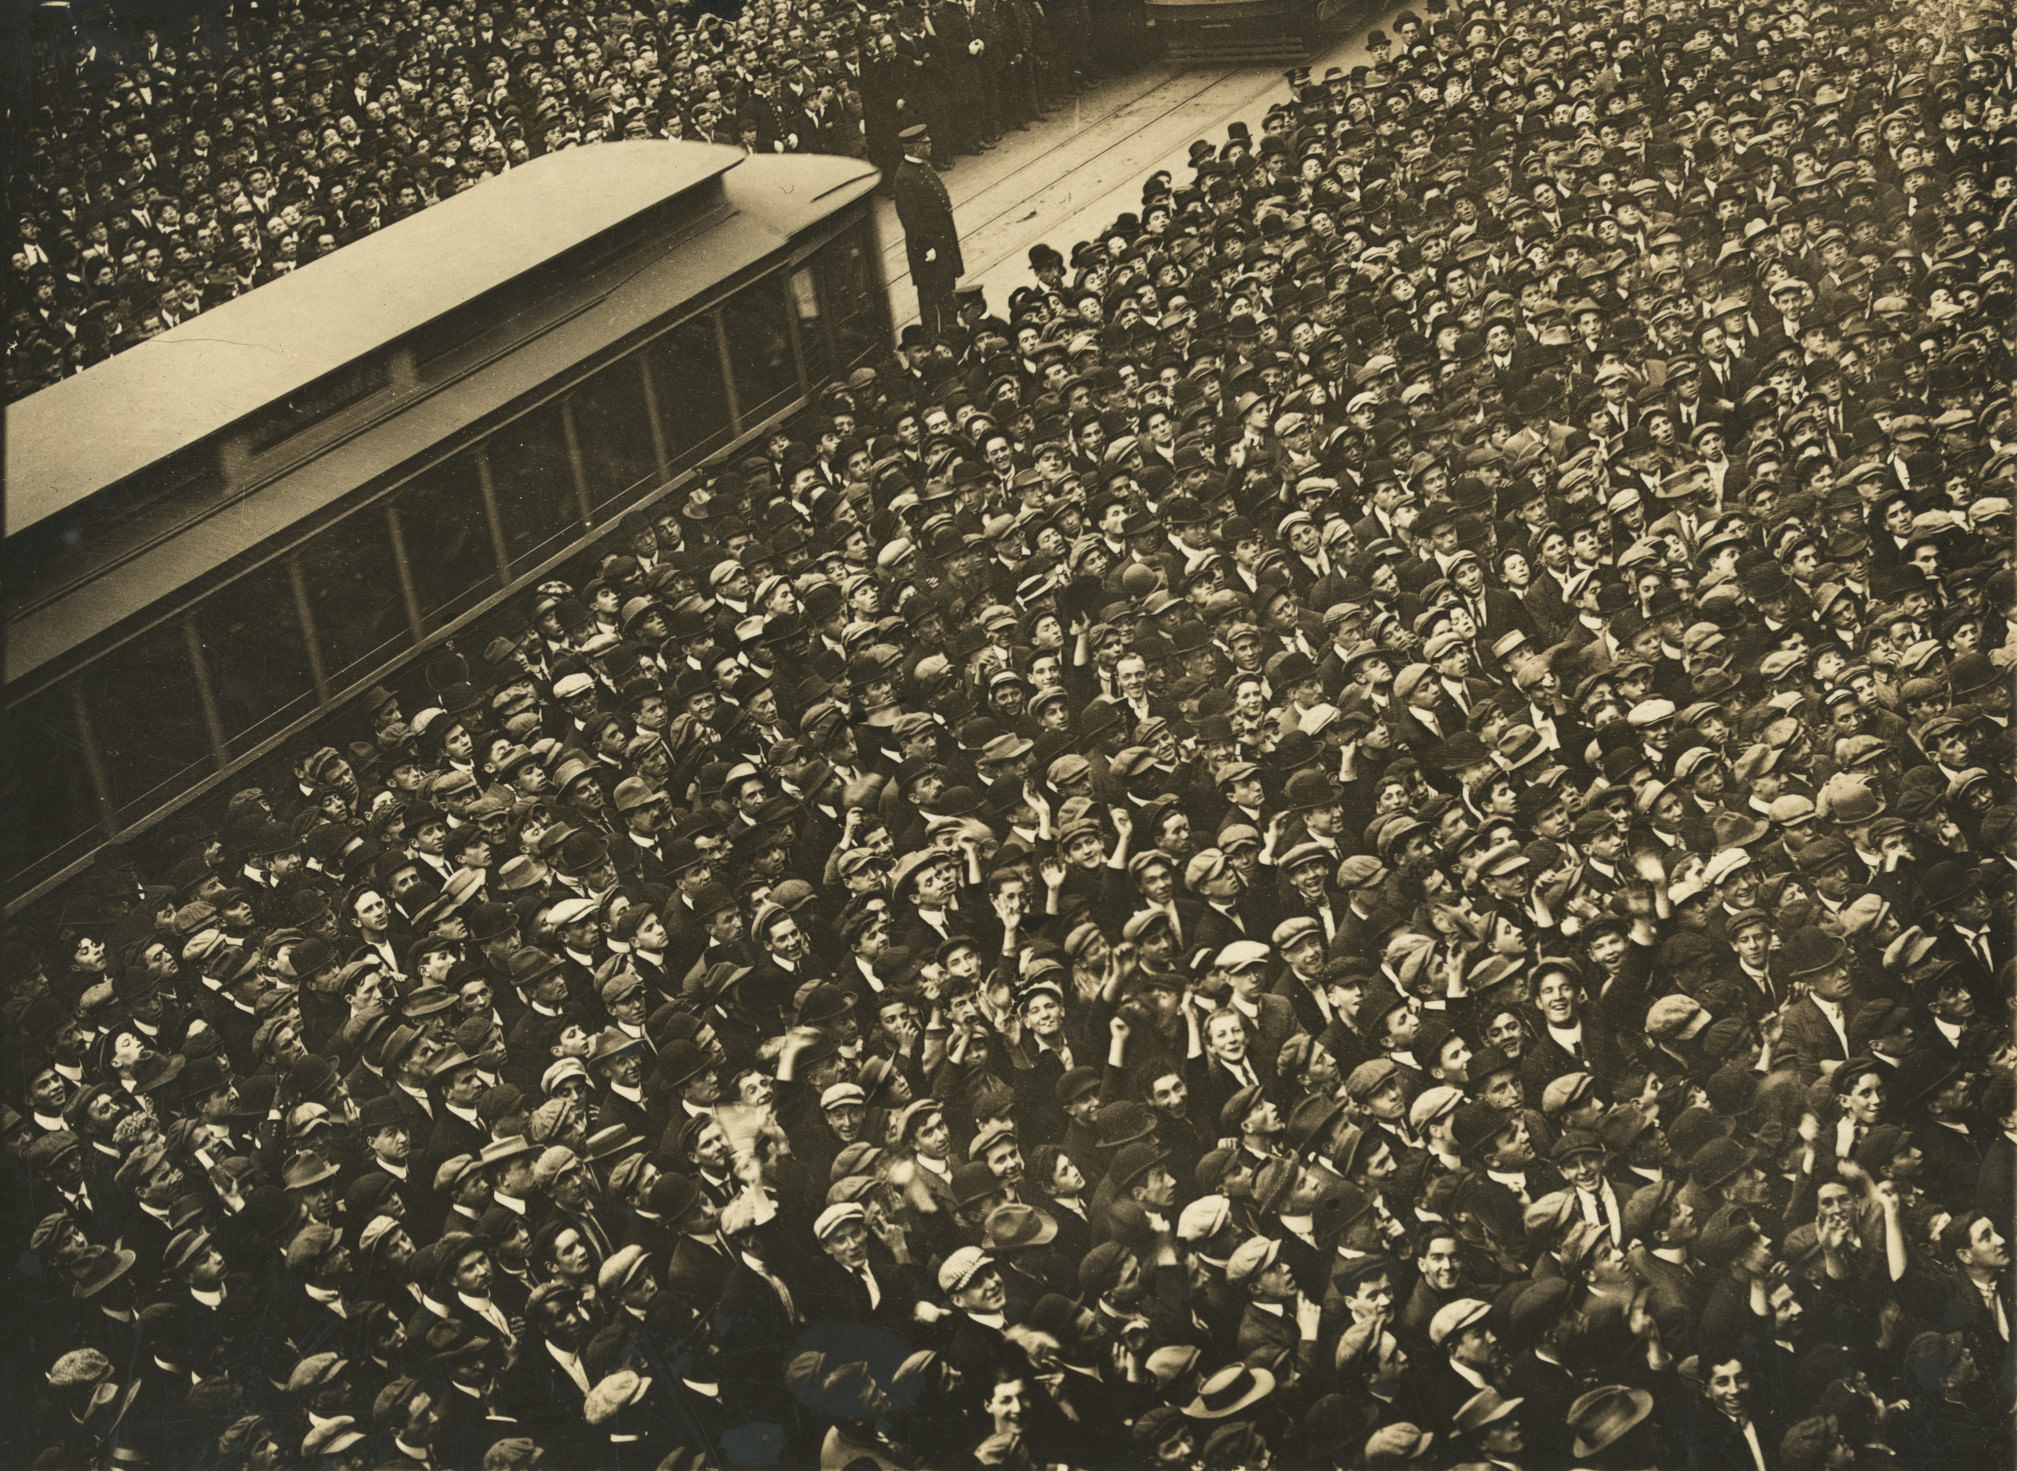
[2,0,2012,1465]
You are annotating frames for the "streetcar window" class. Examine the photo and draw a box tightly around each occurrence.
[247,358,394,458]
[1,685,102,884]
[486,400,581,574]
[396,451,500,626]
[8,445,214,615]
[194,558,320,752]
[790,266,828,383]
[816,221,883,368]
[643,315,732,468]
[572,358,662,514]
[79,624,213,820]
[722,276,799,425]
[296,509,409,685]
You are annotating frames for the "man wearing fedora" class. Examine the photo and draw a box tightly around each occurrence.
[7,0,2017,1463]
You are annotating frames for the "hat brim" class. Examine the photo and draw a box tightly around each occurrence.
[1573,1388,1655,1456]
[1111,1143,1171,1187]
[1184,1369,1276,1420]
[1286,1096,1348,1152]
[987,1212,1060,1249]
[73,1249,138,1298]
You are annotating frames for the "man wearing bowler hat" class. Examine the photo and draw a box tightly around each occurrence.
[4,4,2015,1464]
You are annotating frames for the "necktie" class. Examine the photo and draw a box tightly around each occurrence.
[1588,1188,1614,1239]
[858,1267,881,1310]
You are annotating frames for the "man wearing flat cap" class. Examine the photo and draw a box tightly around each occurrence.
[6,0,2017,1461]
[1227,1233,1322,1365]
[1399,1296,1500,1430]
[283,1221,369,1360]
[803,1199,924,1330]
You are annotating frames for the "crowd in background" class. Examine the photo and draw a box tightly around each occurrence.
[5,0,2016,1465]
[7,0,1143,399]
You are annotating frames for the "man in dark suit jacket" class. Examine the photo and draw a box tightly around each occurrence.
[1774,929,1858,1082]
[1623,1180,1706,1362]
[1187,1004,1278,1133]
[796,1201,925,1331]
[636,1174,729,1314]
[891,125,963,342]
[507,1285,597,1464]
[926,0,987,152]
[423,1050,490,1176]
[1904,1055,1987,1207]
[1231,1236,1312,1363]
[1215,946,1299,1071]
[933,1247,1027,1421]
[708,1196,803,1426]
[586,1029,656,1145]
[1397,1296,1501,1433]
[1676,1343,1785,1471]
[1936,1210,2015,1364]
[1520,964,1624,1096]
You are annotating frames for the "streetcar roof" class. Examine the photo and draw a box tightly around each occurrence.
[8,141,750,531]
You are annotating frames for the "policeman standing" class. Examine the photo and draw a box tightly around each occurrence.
[891,123,962,344]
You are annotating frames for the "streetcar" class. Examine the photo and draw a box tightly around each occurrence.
[4,140,889,909]
[1146,0,1357,63]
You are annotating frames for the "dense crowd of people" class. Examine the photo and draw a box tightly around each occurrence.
[7,0,1145,400]
[7,0,2017,1464]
